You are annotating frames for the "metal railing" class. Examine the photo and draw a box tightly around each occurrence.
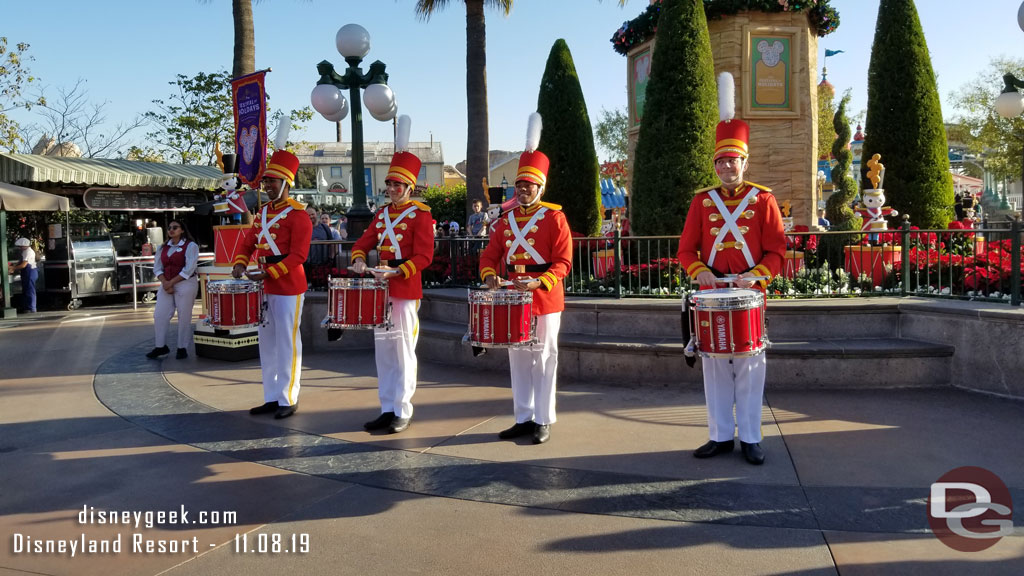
[304,219,1023,306]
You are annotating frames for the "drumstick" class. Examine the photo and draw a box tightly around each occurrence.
[476,280,517,288]
[713,275,770,284]
[346,266,394,275]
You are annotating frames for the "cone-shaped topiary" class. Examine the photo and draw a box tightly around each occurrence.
[537,39,602,236]
[631,0,718,236]
[860,0,954,228]
[827,95,860,232]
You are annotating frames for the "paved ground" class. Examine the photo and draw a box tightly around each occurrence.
[1,303,1023,575]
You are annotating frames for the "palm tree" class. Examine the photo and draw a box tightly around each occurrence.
[415,0,513,217]
[232,0,256,77]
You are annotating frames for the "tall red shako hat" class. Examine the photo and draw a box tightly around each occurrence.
[265,117,299,186]
[387,115,421,187]
[516,112,549,186]
[714,72,750,161]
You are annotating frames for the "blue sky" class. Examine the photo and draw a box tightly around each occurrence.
[4,1,1024,165]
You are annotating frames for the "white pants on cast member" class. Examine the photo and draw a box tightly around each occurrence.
[373,297,420,419]
[258,293,304,407]
[508,312,561,426]
[702,352,766,443]
[153,276,199,349]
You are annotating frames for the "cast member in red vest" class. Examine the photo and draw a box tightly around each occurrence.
[147,219,200,360]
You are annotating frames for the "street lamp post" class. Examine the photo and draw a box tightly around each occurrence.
[995,74,1024,204]
[994,72,1024,306]
[310,24,398,241]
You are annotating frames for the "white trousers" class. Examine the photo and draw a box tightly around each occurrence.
[508,312,560,426]
[258,293,304,407]
[373,297,420,419]
[153,276,199,349]
[701,352,766,443]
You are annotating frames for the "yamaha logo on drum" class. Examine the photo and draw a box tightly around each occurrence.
[715,313,728,351]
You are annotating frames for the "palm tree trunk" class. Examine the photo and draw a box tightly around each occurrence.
[465,0,490,217]
[232,0,255,78]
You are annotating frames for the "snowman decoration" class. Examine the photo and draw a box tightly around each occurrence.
[856,154,898,233]
[213,144,247,223]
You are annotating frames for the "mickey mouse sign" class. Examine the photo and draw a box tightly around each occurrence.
[743,26,800,117]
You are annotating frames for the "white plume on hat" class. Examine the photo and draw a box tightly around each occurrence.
[14,238,30,247]
[396,114,412,153]
[525,112,542,153]
[273,116,290,150]
[717,72,735,123]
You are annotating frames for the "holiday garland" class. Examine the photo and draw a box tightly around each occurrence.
[611,0,840,56]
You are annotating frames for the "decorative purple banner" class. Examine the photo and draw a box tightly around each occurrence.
[231,71,268,187]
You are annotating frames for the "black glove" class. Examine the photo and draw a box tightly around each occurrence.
[327,328,344,342]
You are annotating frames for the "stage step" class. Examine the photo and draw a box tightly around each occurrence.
[417,318,954,389]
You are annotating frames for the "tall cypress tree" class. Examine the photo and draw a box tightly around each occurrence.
[630,0,717,236]
[536,39,602,235]
[827,95,859,231]
[861,0,954,228]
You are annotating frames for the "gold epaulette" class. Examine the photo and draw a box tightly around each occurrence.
[539,201,562,211]
[412,200,431,212]
[287,197,307,210]
[744,181,772,192]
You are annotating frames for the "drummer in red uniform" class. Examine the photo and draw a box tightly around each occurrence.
[350,115,434,435]
[231,149,313,420]
[677,73,786,465]
[479,112,573,445]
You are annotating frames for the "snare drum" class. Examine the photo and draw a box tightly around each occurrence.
[689,288,765,358]
[206,278,263,330]
[327,277,390,329]
[466,289,535,348]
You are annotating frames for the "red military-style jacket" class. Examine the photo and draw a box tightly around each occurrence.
[479,201,573,316]
[351,200,434,300]
[232,197,313,296]
[677,181,786,292]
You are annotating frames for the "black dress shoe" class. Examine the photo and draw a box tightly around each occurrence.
[274,404,297,419]
[498,421,536,439]
[145,346,170,359]
[176,348,188,359]
[532,424,550,444]
[693,439,735,458]
[249,401,279,415]
[741,441,765,465]
[364,411,395,430]
[389,417,411,433]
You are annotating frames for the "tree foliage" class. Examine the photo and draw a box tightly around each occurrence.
[0,37,44,152]
[536,39,602,236]
[816,79,837,160]
[144,71,235,165]
[594,107,629,162]
[860,0,953,228]
[421,183,468,226]
[22,79,144,158]
[949,56,1024,185]
[826,95,859,231]
[630,0,717,236]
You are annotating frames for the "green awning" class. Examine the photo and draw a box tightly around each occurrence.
[0,153,223,190]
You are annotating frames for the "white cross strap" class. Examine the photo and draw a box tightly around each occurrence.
[706,187,758,270]
[256,204,293,256]
[380,204,418,260]
[506,207,547,265]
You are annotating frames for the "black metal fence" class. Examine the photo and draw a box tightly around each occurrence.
[303,218,1023,306]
